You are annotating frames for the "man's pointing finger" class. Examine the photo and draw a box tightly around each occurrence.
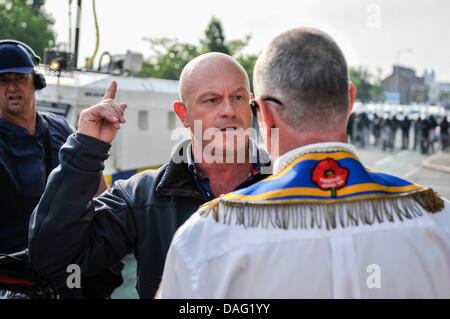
[102,80,117,101]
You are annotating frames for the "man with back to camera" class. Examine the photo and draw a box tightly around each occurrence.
[28,52,272,298]
[0,40,117,298]
[158,27,450,298]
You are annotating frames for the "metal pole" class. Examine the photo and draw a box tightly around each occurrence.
[57,71,61,102]
[394,66,398,94]
[68,0,72,53]
[73,0,82,69]
[394,51,399,94]
[394,48,412,104]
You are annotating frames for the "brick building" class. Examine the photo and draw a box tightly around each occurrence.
[382,65,425,104]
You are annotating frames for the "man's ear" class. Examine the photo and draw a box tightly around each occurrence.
[174,101,189,128]
[348,82,357,115]
[258,100,275,137]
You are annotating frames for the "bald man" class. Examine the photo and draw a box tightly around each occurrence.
[28,53,272,298]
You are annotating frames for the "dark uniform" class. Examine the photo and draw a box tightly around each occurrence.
[0,112,73,254]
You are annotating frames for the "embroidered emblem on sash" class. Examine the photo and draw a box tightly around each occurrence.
[312,158,349,197]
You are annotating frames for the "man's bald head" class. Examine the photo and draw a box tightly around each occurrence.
[173,52,254,164]
[178,52,250,106]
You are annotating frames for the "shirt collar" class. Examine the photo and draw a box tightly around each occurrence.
[187,142,201,177]
[273,142,357,173]
[187,139,265,178]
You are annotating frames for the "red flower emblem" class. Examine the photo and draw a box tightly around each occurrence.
[312,158,349,197]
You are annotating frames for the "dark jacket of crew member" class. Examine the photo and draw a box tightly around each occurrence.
[29,135,271,298]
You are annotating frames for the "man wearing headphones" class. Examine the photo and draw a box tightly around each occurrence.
[0,40,111,298]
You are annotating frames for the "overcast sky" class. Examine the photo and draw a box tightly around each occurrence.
[43,0,450,82]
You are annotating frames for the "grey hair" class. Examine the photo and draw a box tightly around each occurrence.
[254,27,349,130]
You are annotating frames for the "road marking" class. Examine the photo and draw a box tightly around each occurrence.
[403,166,422,179]
[374,155,394,166]
[373,150,407,167]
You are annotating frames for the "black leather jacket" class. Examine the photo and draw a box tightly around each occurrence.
[29,133,271,298]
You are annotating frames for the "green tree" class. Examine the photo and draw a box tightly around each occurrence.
[237,54,258,92]
[200,17,230,54]
[349,66,373,103]
[31,0,45,16]
[137,38,200,80]
[410,90,418,103]
[423,85,429,104]
[201,18,258,90]
[227,35,251,56]
[439,91,450,102]
[371,67,385,103]
[140,17,258,89]
[0,0,56,58]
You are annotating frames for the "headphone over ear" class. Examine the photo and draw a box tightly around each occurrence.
[0,39,47,90]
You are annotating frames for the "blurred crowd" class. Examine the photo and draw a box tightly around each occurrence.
[347,112,449,154]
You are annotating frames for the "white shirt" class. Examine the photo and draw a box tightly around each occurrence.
[158,143,450,298]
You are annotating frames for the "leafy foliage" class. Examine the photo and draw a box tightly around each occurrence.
[136,38,200,80]
[0,0,56,58]
[237,54,258,92]
[349,66,385,103]
[139,17,258,90]
[141,17,387,101]
[200,17,229,54]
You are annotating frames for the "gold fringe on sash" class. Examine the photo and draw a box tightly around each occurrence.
[199,188,444,231]
[411,188,445,213]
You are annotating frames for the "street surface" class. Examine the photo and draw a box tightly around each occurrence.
[355,135,449,200]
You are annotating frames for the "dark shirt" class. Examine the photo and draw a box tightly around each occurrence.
[187,141,266,200]
[0,112,74,254]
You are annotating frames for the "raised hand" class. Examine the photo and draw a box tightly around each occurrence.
[77,81,127,143]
